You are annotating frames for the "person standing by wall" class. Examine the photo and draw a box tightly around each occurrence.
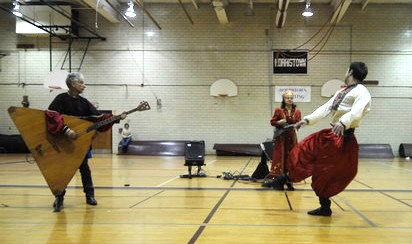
[262,90,301,190]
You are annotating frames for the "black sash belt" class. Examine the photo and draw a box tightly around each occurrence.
[344,128,355,135]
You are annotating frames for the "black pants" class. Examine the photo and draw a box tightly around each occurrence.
[79,156,94,196]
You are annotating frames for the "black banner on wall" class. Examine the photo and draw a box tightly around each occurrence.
[273,50,308,74]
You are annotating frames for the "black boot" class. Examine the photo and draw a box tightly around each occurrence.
[53,192,65,212]
[80,161,97,206]
[308,197,332,216]
[86,195,98,205]
[84,187,97,205]
[261,178,273,188]
[271,174,289,191]
[286,183,295,191]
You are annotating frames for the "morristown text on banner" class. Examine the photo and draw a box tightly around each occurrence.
[273,50,308,74]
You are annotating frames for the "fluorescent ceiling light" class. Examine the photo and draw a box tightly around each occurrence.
[125,1,136,18]
[12,1,23,17]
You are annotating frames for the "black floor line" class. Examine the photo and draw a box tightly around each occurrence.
[339,197,377,227]
[187,158,254,244]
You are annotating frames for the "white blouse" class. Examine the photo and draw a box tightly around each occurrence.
[304,84,371,129]
[122,128,132,138]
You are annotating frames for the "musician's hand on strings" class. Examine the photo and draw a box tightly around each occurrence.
[331,122,345,136]
[65,128,78,140]
[294,119,307,130]
[120,112,127,120]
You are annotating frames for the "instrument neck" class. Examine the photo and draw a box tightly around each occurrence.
[86,107,138,132]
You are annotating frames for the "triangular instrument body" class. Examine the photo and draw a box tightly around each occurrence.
[8,106,96,195]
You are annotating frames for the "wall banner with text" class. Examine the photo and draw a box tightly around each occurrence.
[273,50,308,74]
[274,86,311,102]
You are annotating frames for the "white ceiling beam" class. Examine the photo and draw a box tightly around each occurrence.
[212,0,229,24]
[275,0,289,28]
[79,0,120,23]
[330,0,352,24]
[191,0,199,10]
[133,0,162,30]
[361,0,370,11]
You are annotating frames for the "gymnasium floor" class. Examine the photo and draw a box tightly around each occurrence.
[0,154,411,243]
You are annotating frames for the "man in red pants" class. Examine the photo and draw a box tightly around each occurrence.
[272,62,371,216]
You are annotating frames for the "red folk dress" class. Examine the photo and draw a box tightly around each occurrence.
[269,107,301,178]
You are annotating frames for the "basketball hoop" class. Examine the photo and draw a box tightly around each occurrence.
[210,79,238,97]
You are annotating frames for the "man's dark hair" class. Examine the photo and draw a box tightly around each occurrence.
[349,62,368,82]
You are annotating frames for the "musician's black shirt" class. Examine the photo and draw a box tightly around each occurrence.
[48,92,100,117]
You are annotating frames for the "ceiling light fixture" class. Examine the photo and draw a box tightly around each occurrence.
[125,1,136,18]
[12,1,23,17]
[302,0,314,17]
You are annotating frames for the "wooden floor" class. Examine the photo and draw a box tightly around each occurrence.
[0,154,411,243]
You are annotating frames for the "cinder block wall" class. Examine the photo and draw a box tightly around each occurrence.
[0,3,410,155]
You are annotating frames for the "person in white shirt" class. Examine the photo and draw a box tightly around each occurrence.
[272,62,371,217]
[119,123,132,153]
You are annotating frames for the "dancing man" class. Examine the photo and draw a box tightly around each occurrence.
[273,62,371,216]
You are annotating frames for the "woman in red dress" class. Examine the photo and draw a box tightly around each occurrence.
[267,90,301,190]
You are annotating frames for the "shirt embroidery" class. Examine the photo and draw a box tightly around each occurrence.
[331,84,358,111]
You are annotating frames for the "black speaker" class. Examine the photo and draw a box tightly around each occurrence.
[181,141,206,179]
[399,143,412,158]
[185,140,205,165]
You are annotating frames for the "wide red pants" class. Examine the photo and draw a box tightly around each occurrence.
[287,129,359,198]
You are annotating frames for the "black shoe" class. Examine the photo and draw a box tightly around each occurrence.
[86,196,98,205]
[272,183,284,190]
[261,179,273,188]
[272,175,287,191]
[53,196,64,212]
[307,207,332,216]
[286,183,295,191]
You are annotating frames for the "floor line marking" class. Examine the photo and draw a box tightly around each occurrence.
[157,176,179,187]
[188,157,254,243]
[339,196,377,227]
